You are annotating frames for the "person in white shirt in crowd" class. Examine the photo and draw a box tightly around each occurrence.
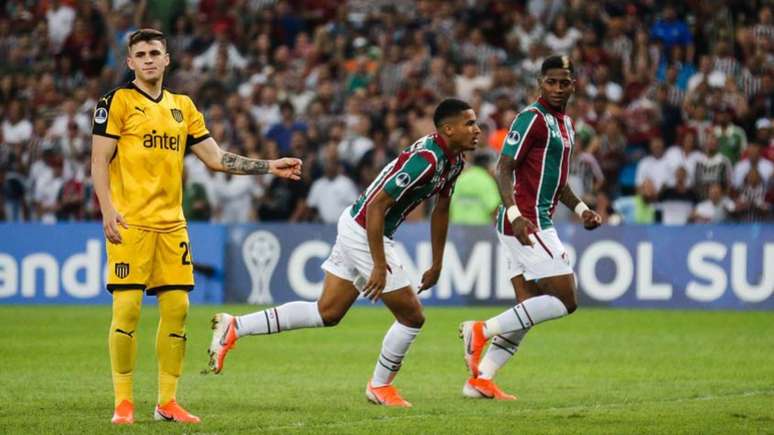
[49,99,91,138]
[664,128,706,187]
[250,85,281,135]
[635,136,671,194]
[304,144,359,224]
[455,61,493,103]
[545,15,581,56]
[507,12,545,57]
[692,182,735,223]
[585,64,623,104]
[1,101,32,146]
[338,114,374,167]
[33,151,65,224]
[193,23,248,72]
[46,0,76,53]
[733,141,773,189]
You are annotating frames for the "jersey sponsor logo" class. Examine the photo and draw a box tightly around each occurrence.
[143,130,181,151]
[135,106,146,114]
[115,262,129,279]
[506,130,521,145]
[170,108,184,123]
[395,172,412,188]
[94,107,108,124]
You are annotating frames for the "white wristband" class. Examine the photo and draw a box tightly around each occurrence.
[506,205,521,223]
[574,202,590,217]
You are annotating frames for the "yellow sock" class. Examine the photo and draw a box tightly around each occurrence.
[156,290,189,405]
[109,290,143,407]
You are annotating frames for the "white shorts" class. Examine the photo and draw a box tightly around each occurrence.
[321,207,412,293]
[498,228,573,281]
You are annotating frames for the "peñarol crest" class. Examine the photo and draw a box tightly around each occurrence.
[170,108,184,123]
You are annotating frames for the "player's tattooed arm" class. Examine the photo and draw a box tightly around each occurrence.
[558,184,582,211]
[221,152,270,175]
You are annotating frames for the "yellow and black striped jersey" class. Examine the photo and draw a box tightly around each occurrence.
[92,82,210,232]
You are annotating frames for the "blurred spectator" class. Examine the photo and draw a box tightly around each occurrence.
[303,145,358,223]
[266,101,308,153]
[449,152,500,225]
[664,128,705,187]
[658,167,698,225]
[615,178,658,224]
[545,15,581,56]
[508,13,545,57]
[568,133,604,205]
[635,137,670,194]
[713,106,748,164]
[692,182,735,223]
[2,101,32,146]
[733,167,770,222]
[650,5,694,61]
[733,142,773,189]
[695,134,734,200]
[47,0,76,54]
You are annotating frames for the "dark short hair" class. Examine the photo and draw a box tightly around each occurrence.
[541,55,574,75]
[433,98,472,127]
[128,28,167,50]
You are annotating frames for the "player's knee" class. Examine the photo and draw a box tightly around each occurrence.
[319,308,345,327]
[160,295,189,322]
[399,311,425,329]
[114,297,141,326]
[563,296,578,314]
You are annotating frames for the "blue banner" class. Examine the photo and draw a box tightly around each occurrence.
[1,222,771,309]
[225,223,773,310]
[0,223,225,304]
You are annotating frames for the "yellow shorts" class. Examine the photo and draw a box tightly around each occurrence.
[106,226,195,295]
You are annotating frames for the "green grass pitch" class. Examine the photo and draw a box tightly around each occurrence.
[1,305,772,434]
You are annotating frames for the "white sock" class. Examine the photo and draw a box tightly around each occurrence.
[484,295,568,337]
[478,329,528,380]
[235,301,323,337]
[371,321,421,387]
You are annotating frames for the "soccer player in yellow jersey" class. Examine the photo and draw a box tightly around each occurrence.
[90,29,301,425]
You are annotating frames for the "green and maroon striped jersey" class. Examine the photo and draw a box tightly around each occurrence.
[351,133,464,238]
[496,97,575,234]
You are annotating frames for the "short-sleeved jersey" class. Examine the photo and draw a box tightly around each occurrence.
[496,98,574,234]
[350,133,464,239]
[92,82,210,232]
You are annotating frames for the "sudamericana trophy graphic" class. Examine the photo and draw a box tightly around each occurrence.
[242,230,280,304]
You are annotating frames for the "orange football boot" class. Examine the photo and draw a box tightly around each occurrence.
[366,381,412,408]
[154,400,201,423]
[111,400,134,425]
[463,377,517,401]
[459,321,488,377]
[208,313,238,374]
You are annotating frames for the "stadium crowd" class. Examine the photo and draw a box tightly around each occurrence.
[1,0,772,226]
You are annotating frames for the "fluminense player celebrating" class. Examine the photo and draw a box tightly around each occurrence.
[209,99,480,407]
[460,56,602,400]
[91,29,301,424]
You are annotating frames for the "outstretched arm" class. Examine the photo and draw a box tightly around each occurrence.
[191,137,302,178]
